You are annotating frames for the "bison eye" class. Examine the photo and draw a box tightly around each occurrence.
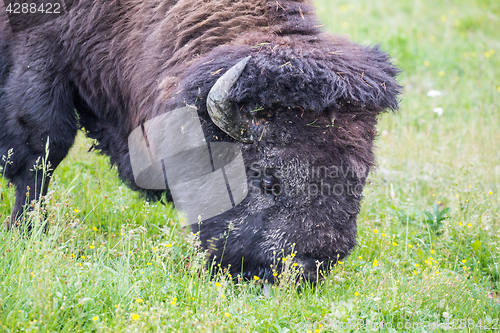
[261,176,281,196]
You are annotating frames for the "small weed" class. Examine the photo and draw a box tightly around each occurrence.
[423,203,450,234]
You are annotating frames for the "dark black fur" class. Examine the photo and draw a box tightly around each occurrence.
[0,0,400,280]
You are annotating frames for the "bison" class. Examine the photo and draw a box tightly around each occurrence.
[0,0,400,281]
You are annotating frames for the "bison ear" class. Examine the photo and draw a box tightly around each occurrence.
[206,56,263,143]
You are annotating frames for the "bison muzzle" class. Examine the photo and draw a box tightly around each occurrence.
[0,0,400,281]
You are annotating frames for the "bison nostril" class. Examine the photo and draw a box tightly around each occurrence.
[261,176,281,196]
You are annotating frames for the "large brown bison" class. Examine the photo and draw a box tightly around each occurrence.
[0,0,400,281]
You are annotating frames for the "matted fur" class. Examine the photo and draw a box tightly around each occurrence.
[0,0,400,280]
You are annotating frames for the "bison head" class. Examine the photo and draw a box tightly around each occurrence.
[131,32,400,281]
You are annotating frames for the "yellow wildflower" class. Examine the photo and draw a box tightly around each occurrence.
[131,313,140,320]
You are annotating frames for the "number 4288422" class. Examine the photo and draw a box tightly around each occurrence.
[5,2,61,14]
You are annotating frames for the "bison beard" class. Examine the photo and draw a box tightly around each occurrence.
[0,0,400,281]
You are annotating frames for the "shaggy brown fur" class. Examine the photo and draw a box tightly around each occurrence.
[0,0,400,280]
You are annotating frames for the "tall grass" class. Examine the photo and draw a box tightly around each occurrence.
[1,0,499,331]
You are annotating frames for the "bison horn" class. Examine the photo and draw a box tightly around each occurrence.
[207,56,262,143]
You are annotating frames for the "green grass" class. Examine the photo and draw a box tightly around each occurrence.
[1,0,500,331]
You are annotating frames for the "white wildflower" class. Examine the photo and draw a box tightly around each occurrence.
[433,107,444,116]
[427,90,442,97]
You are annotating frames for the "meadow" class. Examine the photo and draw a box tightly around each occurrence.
[0,0,499,331]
